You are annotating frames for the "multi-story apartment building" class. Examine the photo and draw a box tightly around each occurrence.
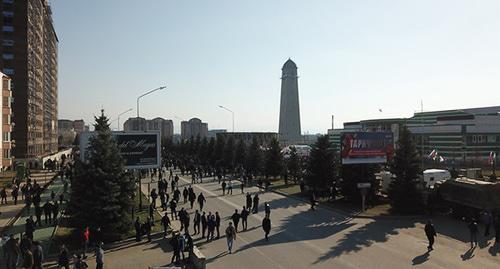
[1,72,12,169]
[123,117,174,140]
[181,118,208,140]
[0,0,58,159]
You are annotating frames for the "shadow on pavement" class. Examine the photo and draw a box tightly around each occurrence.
[412,251,430,265]
[461,246,476,260]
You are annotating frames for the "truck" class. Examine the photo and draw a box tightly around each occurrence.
[423,169,451,188]
[435,177,500,219]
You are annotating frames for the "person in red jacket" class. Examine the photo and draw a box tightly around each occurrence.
[83,227,90,258]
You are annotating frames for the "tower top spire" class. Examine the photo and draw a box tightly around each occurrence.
[282,58,297,70]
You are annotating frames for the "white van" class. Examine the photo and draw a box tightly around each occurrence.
[423,169,451,188]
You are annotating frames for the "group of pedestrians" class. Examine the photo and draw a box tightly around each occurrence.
[424,211,500,252]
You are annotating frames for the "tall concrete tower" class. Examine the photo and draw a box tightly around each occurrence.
[278,59,301,144]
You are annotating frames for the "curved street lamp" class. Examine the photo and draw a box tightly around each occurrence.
[218,105,234,132]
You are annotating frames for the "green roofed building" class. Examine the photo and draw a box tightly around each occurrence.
[328,106,500,167]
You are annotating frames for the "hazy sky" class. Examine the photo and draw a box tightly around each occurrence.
[53,0,500,134]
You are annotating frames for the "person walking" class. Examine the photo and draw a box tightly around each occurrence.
[43,202,52,225]
[182,187,189,204]
[424,220,437,251]
[170,234,181,266]
[189,191,196,209]
[12,186,18,205]
[265,202,271,218]
[482,211,493,237]
[0,187,7,204]
[468,218,479,248]
[52,201,60,225]
[134,217,142,242]
[231,209,241,232]
[170,199,177,220]
[25,217,36,240]
[201,212,208,238]
[241,206,249,230]
[494,215,500,244]
[221,180,227,195]
[32,241,43,269]
[95,242,104,269]
[228,181,233,195]
[207,214,216,242]
[57,244,70,269]
[35,205,43,227]
[253,194,259,214]
[193,210,201,235]
[246,193,252,211]
[21,246,33,269]
[184,211,191,235]
[262,215,271,241]
[215,212,221,238]
[161,214,171,238]
[197,193,206,211]
[225,222,237,254]
[310,191,317,211]
[82,227,90,258]
[144,217,152,242]
[4,235,20,269]
[240,181,245,194]
[150,188,158,208]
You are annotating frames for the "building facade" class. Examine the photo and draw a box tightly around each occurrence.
[207,129,227,139]
[278,59,302,145]
[1,72,12,168]
[1,0,58,159]
[181,118,208,140]
[328,106,500,167]
[123,117,173,140]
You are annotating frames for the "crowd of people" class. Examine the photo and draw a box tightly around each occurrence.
[1,158,72,269]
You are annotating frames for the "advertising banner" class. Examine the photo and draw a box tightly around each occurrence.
[79,131,161,169]
[341,132,394,164]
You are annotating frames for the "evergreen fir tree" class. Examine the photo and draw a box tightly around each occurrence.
[207,137,216,166]
[223,136,235,171]
[388,126,423,214]
[69,110,135,241]
[234,139,246,168]
[305,135,336,191]
[246,137,261,175]
[199,137,209,163]
[213,136,225,167]
[287,146,301,183]
[264,138,283,179]
[340,164,378,202]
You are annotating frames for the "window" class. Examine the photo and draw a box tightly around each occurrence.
[2,53,13,60]
[2,11,13,17]
[2,40,14,47]
[3,68,13,75]
[3,132,9,142]
[3,115,9,124]
[2,26,13,32]
[3,149,10,159]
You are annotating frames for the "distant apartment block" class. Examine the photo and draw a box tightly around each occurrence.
[0,0,59,158]
[1,72,12,169]
[123,117,174,140]
[57,119,88,148]
[181,118,208,140]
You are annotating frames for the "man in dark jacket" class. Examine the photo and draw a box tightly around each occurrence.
[193,210,201,235]
[207,213,216,242]
[215,211,221,238]
[134,217,142,242]
[201,212,208,238]
[231,209,241,232]
[246,193,252,211]
[197,193,206,211]
[43,202,52,225]
[182,187,189,204]
[170,234,181,266]
[161,214,171,238]
[253,194,259,214]
[424,220,437,251]
[262,215,271,241]
[468,219,479,248]
[221,181,227,195]
[241,206,249,230]
[25,217,36,240]
[189,191,196,209]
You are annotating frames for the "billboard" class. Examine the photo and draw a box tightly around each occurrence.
[341,132,394,164]
[79,131,161,169]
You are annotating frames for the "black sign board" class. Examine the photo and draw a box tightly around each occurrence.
[80,131,161,169]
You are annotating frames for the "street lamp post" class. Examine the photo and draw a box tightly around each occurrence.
[218,105,234,132]
[117,108,133,131]
[136,86,166,210]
